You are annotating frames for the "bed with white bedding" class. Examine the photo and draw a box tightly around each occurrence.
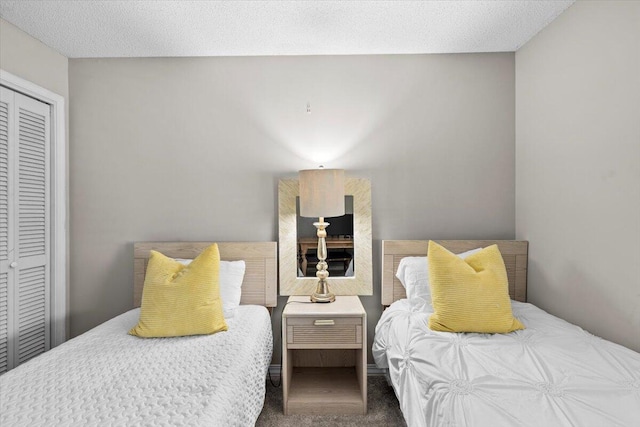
[1,305,272,426]
[0,241,277,427]
[374,240,640,427]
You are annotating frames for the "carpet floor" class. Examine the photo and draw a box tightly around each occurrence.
[256,376,407,427]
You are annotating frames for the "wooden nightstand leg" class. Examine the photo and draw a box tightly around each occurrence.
[282,318,294,415]
[357,317,367,414]
[282,318,287,415]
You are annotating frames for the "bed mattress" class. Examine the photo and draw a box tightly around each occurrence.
[0,305,273,426]
[373,298,640,427]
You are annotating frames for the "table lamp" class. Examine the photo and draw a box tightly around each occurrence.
[298,167,345,303]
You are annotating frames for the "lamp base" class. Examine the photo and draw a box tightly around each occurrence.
[309,218,335,303]
[310,291,335,303]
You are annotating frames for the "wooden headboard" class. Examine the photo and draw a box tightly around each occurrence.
[381,240,528,306]
[133,242,277,308]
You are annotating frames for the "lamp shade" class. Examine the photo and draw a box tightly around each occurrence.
[299,169,345,218]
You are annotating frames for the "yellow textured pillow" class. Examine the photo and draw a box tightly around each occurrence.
[428,241,524,333]
[129,244,228,338]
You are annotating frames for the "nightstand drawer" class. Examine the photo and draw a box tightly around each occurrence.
[286,317,362,348]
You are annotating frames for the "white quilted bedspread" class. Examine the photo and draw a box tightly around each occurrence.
[0,305,273,426]
[373,299,640,427]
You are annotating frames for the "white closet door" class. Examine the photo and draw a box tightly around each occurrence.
[0,87,51,372]
[15,92,50,365]
[0,86,14,374]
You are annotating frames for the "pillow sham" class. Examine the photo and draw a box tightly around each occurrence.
[396,247,482,304]
[129,244,228,338]
[427,241,525,333]
[176,258,245,319]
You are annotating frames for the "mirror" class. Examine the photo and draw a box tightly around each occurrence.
[296,196,354,278]
[279,178,372,296]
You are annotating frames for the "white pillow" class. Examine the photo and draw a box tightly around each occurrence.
[396,248,482,304]
[345,259,354,277]
[175,258,245,319]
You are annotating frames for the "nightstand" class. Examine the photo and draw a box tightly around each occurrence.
[282,295,367,415]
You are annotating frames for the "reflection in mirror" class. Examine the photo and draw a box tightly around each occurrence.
[296,196,355,278]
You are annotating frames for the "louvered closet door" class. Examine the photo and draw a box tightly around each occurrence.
[0,87,51,373]
[0,86,15,374]
[15,92,50,365]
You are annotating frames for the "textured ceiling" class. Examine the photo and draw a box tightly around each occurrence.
[0,1,575,58]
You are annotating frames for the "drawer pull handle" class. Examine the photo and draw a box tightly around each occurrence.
[314,319,335,326]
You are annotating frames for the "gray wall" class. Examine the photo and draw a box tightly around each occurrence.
[516,1,640,352]
[0,18,68,98]
[0,17,70,336]
[69,53,516,361]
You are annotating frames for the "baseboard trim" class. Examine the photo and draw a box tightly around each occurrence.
[367,364,387,376]
[268,364,386,379]
[268,364,281,378]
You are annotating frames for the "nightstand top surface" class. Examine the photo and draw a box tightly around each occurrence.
[283,295,365,317]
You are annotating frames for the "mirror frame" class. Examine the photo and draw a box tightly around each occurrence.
[278,177,372,296]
